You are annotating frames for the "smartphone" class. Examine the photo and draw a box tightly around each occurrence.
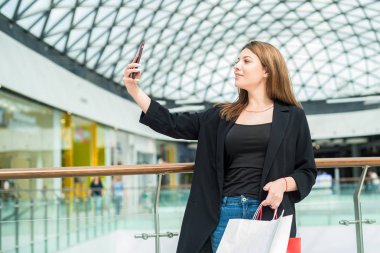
[130,41,144,79]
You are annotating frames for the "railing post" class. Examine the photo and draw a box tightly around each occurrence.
[334,168,341,195]
[113,198,117,231]
[101,197,104,235]
[56,197,60,251]
[0,200,2,252]
[108,196,112,232]
[44,196,48,253]
[354,165,369,253]
[76,197,80,243]
[134,174,178,248]
[154,173,163,253]
[15,199,19,253]
[66,199,70,247]
[85,198,89,240]
[30,199,34,253]
[124,196,127,229]
[93,198,97,237]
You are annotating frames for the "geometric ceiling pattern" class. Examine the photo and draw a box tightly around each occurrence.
[1,0,379,104]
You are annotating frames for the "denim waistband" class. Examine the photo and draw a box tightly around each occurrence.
[221,195,259,205]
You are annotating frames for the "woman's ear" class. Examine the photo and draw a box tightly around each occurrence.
[263,67,270,78]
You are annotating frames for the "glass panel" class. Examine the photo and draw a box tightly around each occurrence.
[296,167,380,226]
[0,174,186,252]
[0,90,58,170]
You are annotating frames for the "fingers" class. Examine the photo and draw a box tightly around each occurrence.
[123,64,142,85]
[124,68,141,78]
[262,198,279,208]
[262,179,286,209]
[263,182,272,191]
[124,63,141,75]
[261,199,270,207]
[266,191,283,207]
[262,190,284,210]
[262,199,280,210]
[123,71,140,84]
[132,68,142,79]
[126,62,141,70]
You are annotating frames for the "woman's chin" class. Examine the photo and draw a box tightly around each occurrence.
[234,82,243,88]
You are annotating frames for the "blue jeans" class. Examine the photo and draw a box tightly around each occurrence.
[211,195,260,253]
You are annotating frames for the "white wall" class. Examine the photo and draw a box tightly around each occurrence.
[307,108,380,139]
[0,128,56,151]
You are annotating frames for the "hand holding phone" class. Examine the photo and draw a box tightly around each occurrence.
[129,41,144,79]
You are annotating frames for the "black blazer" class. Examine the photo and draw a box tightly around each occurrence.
[140,99,317,253]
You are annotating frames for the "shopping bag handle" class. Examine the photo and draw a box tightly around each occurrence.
[252,203,284,220]
[252,203,263,220]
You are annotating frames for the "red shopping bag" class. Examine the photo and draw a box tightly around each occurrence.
[287,237,301,253]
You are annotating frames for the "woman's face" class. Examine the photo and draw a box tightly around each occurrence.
[233,48,268,90]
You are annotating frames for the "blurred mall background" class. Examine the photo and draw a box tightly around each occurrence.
[0,0,379,252]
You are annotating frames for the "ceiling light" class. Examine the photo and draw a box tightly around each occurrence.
[326,96,380,104]
[175,98,203,105]
[169,105,205,113]
[345,137,368,144]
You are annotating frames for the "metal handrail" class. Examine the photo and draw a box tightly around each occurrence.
[0,157,379,179]
[0,163,193,179]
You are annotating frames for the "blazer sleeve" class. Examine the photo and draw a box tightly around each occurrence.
[288,109,317,203]
[139,99,208,140]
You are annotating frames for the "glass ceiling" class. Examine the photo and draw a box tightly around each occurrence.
[0,0,379,104]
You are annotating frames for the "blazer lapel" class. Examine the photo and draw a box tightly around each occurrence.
[260,101,290,197]
[215,117,234,195]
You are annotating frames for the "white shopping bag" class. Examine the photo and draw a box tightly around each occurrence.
[217,204,293,253]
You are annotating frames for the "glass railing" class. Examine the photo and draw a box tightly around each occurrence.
[0,180,186,253]
[0,158,379,253]
[297,180,380,227]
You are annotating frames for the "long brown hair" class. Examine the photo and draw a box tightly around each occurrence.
[218,41,301,121]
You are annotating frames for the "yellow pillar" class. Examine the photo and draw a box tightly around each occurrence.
[62,113,74,201]
[166,145,177,188]
[91,122,98,167]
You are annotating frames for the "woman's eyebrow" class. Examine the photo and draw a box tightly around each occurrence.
[237,56,253,60]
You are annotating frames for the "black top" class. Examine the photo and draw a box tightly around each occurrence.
[90,181,103,196]
[223,123,272,198]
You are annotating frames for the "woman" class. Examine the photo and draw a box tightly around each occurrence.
[89,176,104,216]
[123,41,317,253]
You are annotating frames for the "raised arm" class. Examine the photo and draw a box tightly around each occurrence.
[123,60,151,113]
[123,60,208,140]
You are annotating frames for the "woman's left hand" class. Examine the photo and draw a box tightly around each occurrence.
[261,178,286,210]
